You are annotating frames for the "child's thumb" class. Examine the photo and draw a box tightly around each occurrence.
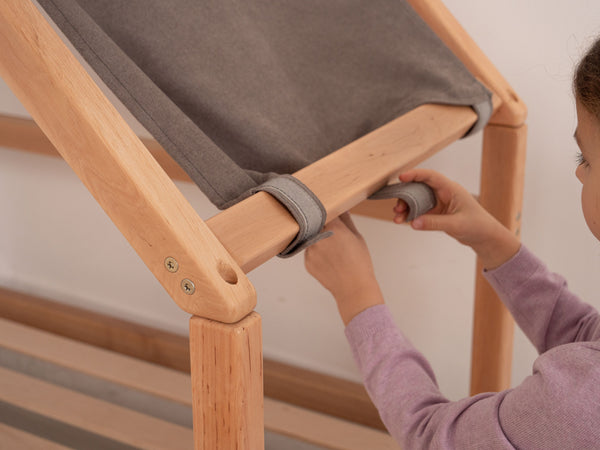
[411,214,454,233]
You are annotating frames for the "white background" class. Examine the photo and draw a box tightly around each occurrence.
[1,0,600,401]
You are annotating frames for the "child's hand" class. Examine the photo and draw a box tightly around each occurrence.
[305,213,384,325]
[393,169,520,269]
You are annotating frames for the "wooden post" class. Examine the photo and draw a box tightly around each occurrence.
[470,124,527,394]
[189,312,264,449]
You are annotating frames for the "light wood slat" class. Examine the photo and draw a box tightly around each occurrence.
[0,317,191,405]
[0,287,385,430]
[265,398,399,450]
[0,0,256,323]
[406,0,526,126]
[263,358,384,431]
[0,366,193,450]
[0,316,394,450]
[0,423,71,450]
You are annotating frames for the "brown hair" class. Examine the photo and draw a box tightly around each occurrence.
[575,38,600,119]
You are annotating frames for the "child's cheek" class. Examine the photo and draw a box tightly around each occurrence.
[582,179,600,240]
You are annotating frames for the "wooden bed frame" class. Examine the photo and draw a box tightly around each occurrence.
[0,0,527,448]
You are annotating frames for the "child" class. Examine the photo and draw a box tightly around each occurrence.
[304,38,600,449]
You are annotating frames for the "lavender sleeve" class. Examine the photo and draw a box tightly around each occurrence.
[483,245,600,351]
[345,245,600,449]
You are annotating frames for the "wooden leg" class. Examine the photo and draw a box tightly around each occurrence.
[189,312,264,449]
[470,123,527,395]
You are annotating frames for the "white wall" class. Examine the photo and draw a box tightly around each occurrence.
[1,0,599,402]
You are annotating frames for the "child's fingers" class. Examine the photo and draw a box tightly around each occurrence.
[393,199,407,214]
[393,212,408,224]
[411,213,456,233]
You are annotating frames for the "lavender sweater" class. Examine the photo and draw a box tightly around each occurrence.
[345,246,600,449]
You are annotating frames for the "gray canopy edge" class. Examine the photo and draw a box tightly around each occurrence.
[37,0,491,210]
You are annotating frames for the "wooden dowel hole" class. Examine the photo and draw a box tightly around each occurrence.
[217,261,238,285]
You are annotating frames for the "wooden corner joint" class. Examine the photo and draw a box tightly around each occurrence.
[151,225,257,323]
[488,90,527,128]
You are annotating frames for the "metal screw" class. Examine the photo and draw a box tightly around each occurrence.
[181,278,196,295]
[164,257,179,273]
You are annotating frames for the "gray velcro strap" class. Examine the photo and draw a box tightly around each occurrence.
[464,98,493,137]
[251,175,332,257]
[369,182,436,221]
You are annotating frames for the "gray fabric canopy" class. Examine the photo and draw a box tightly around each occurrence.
[39,0,491,209]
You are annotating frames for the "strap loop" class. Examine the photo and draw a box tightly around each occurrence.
[369,182,436,221]
[251,175,331,257]
[464,98,493,137]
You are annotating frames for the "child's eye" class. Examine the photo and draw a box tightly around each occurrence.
[576,152,589,167]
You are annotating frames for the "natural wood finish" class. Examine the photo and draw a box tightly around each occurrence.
[351,198,400,222]
[0,0,255,322]
[264,359,384,431]
[0,286,191,372]
[470,124,527,395]
[0,366,193,449]
[209,103,482,272]
[0,113,435,226]
[0,114,191,182]
[0,317,394,449]
[0,286,384,430]
[0,423,71,450]
[0,113,462,226]
[265,398,399,450]
[407,0,527,126]
[189,313,264,450]
[0,317,191,405]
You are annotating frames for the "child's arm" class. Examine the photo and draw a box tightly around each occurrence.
[305,210,600,448]
[304,213,385,325]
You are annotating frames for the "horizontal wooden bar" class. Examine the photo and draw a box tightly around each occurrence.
[0,423,71,450]
[0,366,193,449]
[0,0,255,322]
[265,398,399,450]
[0,315,397,449]
[0,102,482,273]
[0,286,191,373]
[407,0,526,126]
[0,113,404,225]
[0,286,385,430]
[209,103,480,272]
[0,114,192,181]
[0,317,191,405]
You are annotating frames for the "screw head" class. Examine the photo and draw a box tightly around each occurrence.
[181,278,196,295]
[164,257,179,273]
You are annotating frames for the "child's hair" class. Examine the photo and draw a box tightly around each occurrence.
[575,38,600,119]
